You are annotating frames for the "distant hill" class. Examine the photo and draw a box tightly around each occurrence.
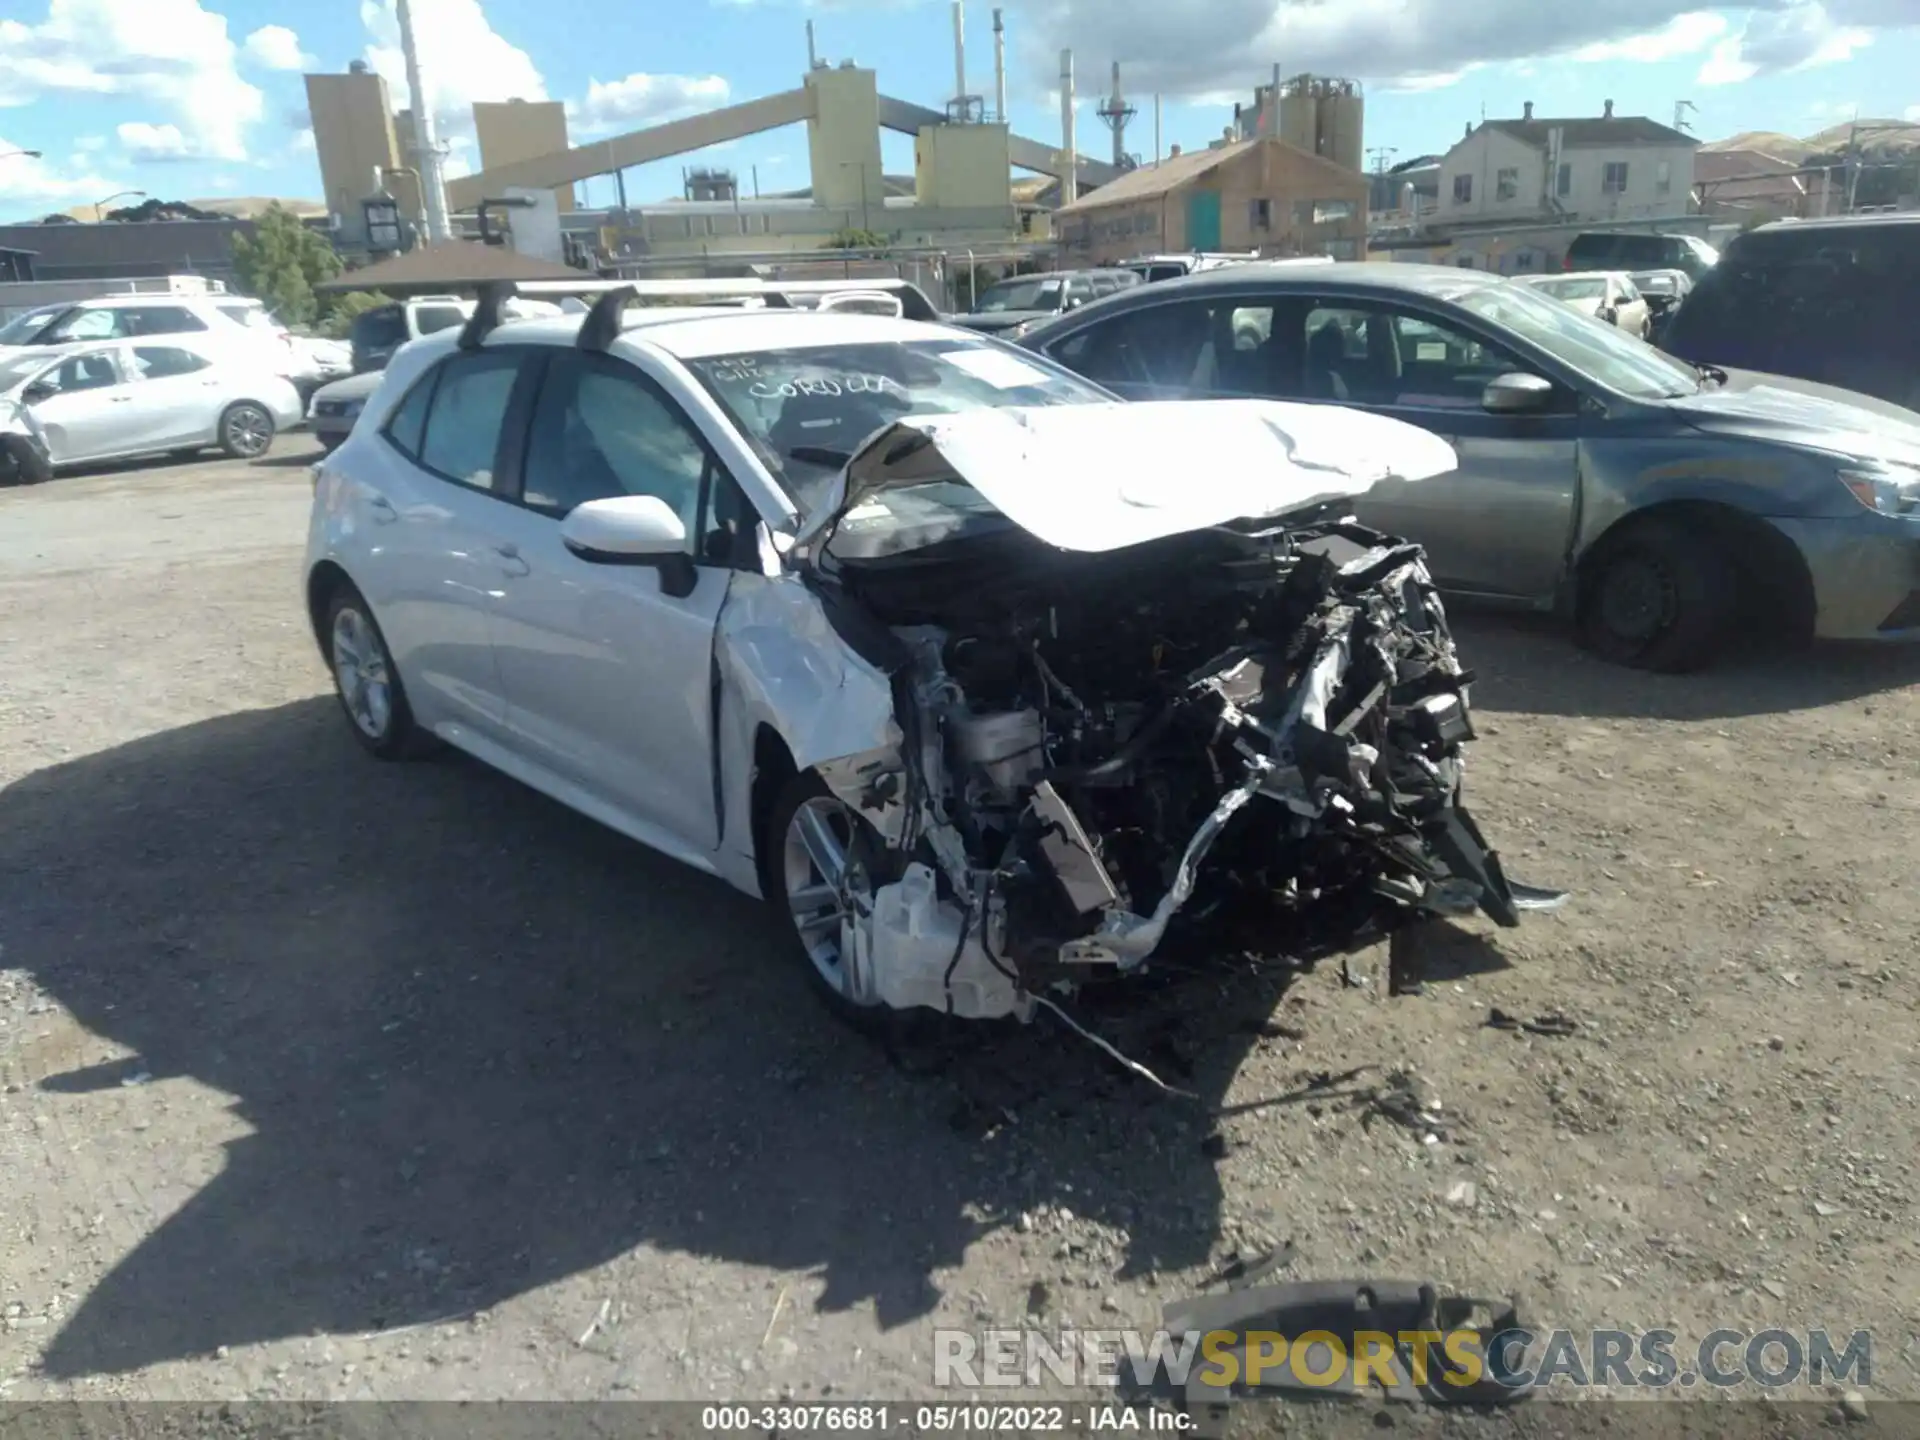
[54,196,327,223]
[1703,119,1920,162]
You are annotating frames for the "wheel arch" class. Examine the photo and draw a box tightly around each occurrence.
[1578,498,1816,643]
[749,723,799,889]
[305,560,354,660]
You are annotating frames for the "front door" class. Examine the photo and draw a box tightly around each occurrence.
[25,348,139,463]
[485,349,748,853]
[1186,190,1223,251]
[1290,302,1581,600]
[122,344,223,449]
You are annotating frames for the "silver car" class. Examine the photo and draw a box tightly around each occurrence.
[0,338,303,467]
[1516,271,1651,339]
[1021,262,1920,671]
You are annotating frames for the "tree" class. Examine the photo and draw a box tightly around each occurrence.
[822,227,889,250]
[230,203,343,328]
[318,290,391,339]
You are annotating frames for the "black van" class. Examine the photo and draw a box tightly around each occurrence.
[1662,213,1920,411]
[1564,230,1721,281]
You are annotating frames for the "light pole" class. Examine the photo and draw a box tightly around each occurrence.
[1,149,43,162]
[94,189,146,221]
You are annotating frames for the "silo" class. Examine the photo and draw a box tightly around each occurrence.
[1278,75,1317,154]
[1320,78,1365,174]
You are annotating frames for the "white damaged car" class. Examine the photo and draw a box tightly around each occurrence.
[304,288,1560,1026]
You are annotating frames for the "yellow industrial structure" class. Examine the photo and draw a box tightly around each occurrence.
[473,99,576,214]
[305,63,419,235]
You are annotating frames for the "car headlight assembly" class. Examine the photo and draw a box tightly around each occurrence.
[1840,462,1920,516]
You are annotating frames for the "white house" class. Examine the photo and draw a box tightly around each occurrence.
[1436,101,1699,225]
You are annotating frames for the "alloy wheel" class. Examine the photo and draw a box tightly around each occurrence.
[225,405,271,457]
[330,605,393,740]
[780,794,875,1001]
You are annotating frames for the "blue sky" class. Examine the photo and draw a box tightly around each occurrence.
[1,0,1917,223]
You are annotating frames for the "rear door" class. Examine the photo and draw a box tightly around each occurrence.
[123,344,223,448]
[351,347,531,738]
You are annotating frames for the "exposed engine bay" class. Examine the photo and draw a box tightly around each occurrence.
[809,514,1561,1022]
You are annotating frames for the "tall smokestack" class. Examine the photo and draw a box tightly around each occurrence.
[395,0,450,242]
[1269,63,1281,137]
[1154,93,1162,164]
[992,8,1006,124]
[1109,61,1124,166]
[806,18,817,68]
[952,1,967,115]
[1060,48,1076,204]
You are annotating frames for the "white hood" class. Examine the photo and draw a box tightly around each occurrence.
[799,399,1457,555]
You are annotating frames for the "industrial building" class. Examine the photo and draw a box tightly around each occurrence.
[1052,134,1368,263]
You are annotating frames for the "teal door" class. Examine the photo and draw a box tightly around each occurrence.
[1186,190,1222,250]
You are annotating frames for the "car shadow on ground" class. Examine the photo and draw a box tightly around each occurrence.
[1449,608,1920,722]
[2,699,1302,1379]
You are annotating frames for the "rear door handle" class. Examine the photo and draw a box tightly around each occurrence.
[109,396,132,403]
[366,495,398,524]
[492,542,530,577]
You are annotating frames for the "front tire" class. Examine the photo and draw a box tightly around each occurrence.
[765,771,888,1024]
[1577,519,1736,672]
[324,583,431,759]
[219,401,275,459]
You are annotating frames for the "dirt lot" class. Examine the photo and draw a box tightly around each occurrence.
[2,443,1919,1421]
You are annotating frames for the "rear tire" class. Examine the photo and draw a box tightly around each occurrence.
[1576,519,1736,672]
[323,582,434,759]
[219,402,275,459]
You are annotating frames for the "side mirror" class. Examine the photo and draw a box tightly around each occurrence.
[561,494,697,597]
[21,381,54,405]
[1482,372,1555,415]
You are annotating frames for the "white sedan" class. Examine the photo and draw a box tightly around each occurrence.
[305,294,1551,1026]
[0,337,303,466]
[1516,271,1651,338]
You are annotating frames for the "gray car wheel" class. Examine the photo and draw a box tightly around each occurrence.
[219,402,275,459]
[324,583,432,759]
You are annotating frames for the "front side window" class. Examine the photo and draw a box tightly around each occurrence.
[685,338,1109,515]
[1294,306,1529,409]
[130,346,212,379]
[521,352,707,542]
[49,351,123,394]
[412,351,521,490]
[1458,282,1698,400]
[48,308,124,343]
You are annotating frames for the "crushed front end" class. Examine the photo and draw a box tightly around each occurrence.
[810,516,1562,1023]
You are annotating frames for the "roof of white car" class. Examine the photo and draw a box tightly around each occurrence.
[474,307,977,360]
[1520,271,1623,283]
[70,293,260,308]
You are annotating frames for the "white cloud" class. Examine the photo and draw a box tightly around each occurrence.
[242,24,313,72]
[359,0,547,121]
[72,133,107,152]
[289,126,316,154]
[569,72,732,136]
[116,120,195,160]
[1013,0,1914,96]
[0,0,264,161]
[1698,2,1872,85]
[0,131,126,218]
[1570,10,1728,62]
[1907,104,1920,122]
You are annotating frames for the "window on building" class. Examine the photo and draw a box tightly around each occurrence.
[1291,198,1315,227]
[1452,173,1473,204]
[1603,161,1630,195]
[1495,167,1519,201]
[1313,199,1356,224]
[1556,163,1573,198]
[1656,160,1672,195]
[1249,198,1272,230]
[1327,239,1360,261]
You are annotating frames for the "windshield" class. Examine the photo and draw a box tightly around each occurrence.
[684,337,1111,519]
[1459,282,1700,400]
[972,277,1062,313]
[1532,277,1607,302]
[216,303,282,331]
[0,305,68,346]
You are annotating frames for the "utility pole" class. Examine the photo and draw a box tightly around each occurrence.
[1368,146,1397,174]
[396,0,452,242]
[1673,100,1697,135]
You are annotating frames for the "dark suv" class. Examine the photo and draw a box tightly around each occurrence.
[1564,231,1720,282]
[1662,213,1920,411]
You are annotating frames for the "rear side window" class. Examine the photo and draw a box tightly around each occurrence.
[413,351,522,491]
[1566,236,1615,266]
[413,305,466,336]
[119,306,208,336]
[131,346,212,379]
[383,370,437,460]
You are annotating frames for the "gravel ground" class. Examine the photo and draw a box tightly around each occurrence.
[2,445,1918,1430]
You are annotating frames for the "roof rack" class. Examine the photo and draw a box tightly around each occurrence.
[514,275,942,322]
[577,284,639,351]
[456,281,515,350]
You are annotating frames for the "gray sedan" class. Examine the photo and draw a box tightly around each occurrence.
[1020,262,1920,671]
[305,369,382,452]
